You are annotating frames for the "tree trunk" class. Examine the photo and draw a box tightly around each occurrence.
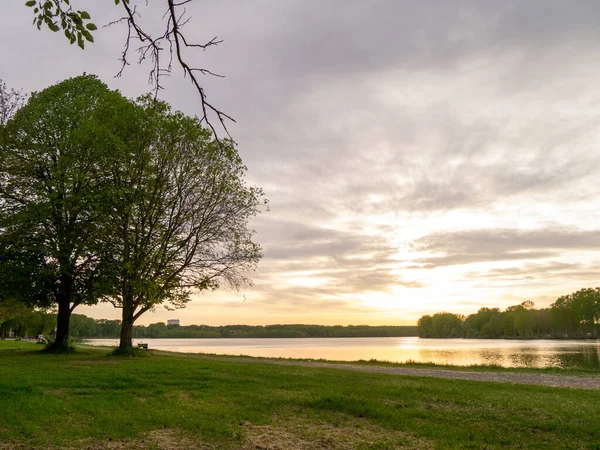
[119,301,135,350]
[51,271,74,351]
[54,299,72,348]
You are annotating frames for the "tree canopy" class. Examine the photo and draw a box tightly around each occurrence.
[1,74,265,350]
[0,75,134,349]
[417,288,600,339]
[104,97,265,350]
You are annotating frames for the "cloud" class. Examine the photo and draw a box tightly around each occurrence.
[413,227,600,268]
[4,1,600,324]
[248,218,422,311]
[465,261,600,282]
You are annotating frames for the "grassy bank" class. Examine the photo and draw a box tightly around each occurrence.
[1,341,599,449]
[148,349,600,377]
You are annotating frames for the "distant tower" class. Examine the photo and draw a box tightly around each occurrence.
[167,319,180,326]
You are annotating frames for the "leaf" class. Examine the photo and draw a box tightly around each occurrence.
[68,12,82,25]
[86,23,97,31]
[82,30,94,43]
[25,0,36,7]
[77,33,84,49]
[79,11,90,20]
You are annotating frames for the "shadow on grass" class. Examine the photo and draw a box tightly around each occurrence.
[109,346,152,358]
[43,341,77,354]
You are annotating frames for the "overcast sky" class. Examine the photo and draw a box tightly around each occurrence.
[2,1,600,326]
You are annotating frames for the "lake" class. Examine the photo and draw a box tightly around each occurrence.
[84,337,600,369]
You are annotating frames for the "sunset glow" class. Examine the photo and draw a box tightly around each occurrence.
[4,1,600,326]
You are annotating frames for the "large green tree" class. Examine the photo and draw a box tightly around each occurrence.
[105,98,265,350]
[0,75,130,350]
[1,74,264,351]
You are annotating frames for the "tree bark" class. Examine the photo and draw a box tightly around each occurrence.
[119,316,134,349]
[54,299,72,347]
[119,298,135,350]
[51,271,74,350]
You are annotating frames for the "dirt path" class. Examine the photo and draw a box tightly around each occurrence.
[155,351,600,390]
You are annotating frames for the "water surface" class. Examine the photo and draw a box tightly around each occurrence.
[84,337,600,369]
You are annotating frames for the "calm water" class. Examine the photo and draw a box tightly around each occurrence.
[84,337,600,369]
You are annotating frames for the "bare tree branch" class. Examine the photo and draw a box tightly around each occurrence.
[28,0,235,140]
[105,0,235,140]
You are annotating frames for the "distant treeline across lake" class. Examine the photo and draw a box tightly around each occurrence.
[131,322,419,339]
[418,288,600,339]
[0,310,417,339]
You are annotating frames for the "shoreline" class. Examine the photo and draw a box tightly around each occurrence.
[159,352,600,390]
[77,342,600,377]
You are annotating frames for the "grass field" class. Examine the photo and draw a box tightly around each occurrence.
[1,340,599,449]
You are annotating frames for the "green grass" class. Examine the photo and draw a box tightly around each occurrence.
[147,349,600,377]
[1,340,600,449]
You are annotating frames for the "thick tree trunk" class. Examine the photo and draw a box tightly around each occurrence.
[119,300,135,350]
[51,271,74,351]
[119,316,134,349]
[54,299,72,347]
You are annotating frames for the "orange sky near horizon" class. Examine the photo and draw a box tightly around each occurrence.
[4,1,600,327]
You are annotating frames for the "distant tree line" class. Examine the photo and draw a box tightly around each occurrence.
[417,288,600,339]
[0,300,55,338]
[1,308,418,339]
[132,323,418,339]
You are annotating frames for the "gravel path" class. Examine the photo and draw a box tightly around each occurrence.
[156,351,600,390]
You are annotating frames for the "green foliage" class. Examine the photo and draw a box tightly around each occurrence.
[0,306,418,339]
[0,75,138,347]
[1,74,265,350]
[44,336,76,353]
[25,0,97,49]
[0,79,26,129]
[0,300,54,338]
[418,288,600,339]
[417,314,433,337]
[1,75,125,305]
[551,288,600,338]
[105,96,266,348]
[133,323,418,339]
[417,312,463,338]
[68,314,118,338]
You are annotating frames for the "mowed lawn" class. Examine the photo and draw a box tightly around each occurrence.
[1,341,599,449]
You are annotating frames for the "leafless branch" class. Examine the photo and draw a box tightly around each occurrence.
[104,0,235,140]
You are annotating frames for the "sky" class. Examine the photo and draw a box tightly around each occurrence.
[2,1,600,326]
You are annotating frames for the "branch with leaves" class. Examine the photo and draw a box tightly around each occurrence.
[25,0,235,138]
[25,0,97,48]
